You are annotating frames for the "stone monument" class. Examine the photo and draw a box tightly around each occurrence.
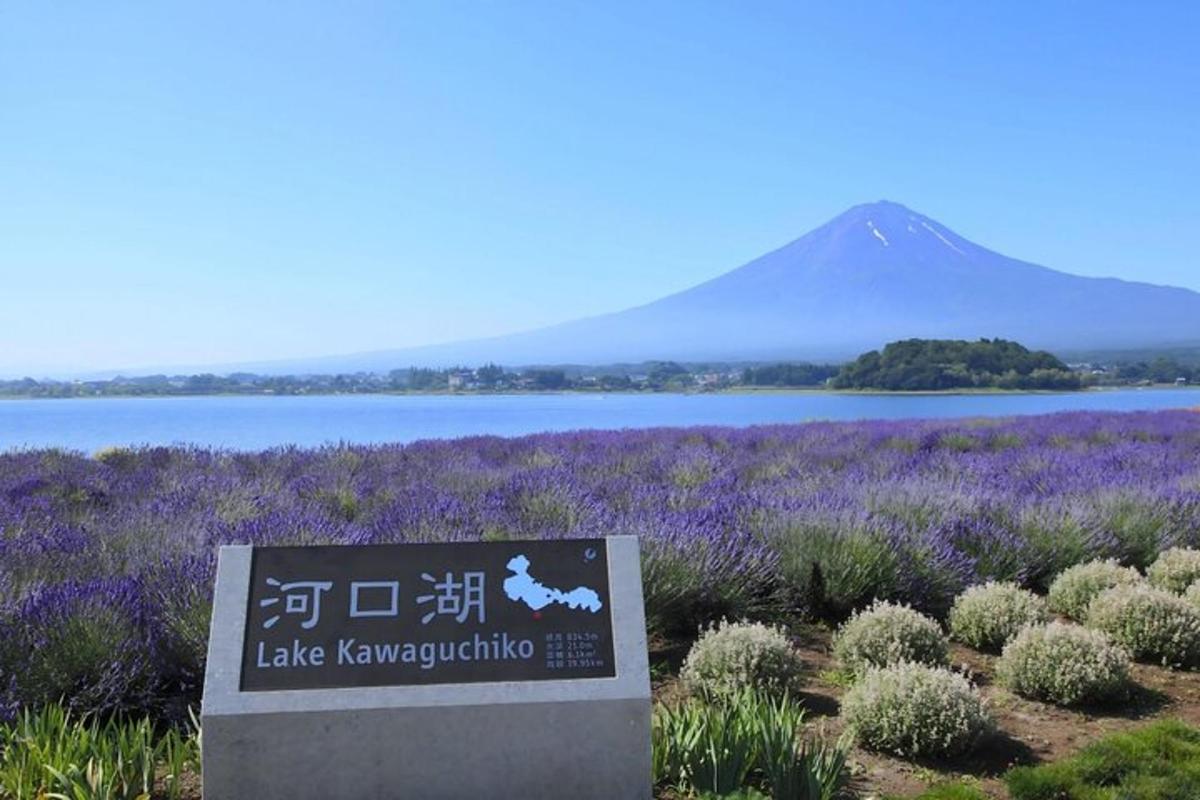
[201,536,651,799]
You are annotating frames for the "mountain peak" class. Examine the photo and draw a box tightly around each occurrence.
[837,199,919,222]
[855,199,915,213]
[227,202,1200,371]
[788,200,972,262]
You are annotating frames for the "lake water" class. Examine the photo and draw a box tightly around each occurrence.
[2,389,1198,452]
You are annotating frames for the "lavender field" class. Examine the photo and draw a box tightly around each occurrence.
[2,410,1199,722]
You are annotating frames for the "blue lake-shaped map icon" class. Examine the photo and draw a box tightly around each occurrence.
[503,554,603,613]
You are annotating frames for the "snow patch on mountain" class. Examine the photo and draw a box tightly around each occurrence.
[867,221,889,247]
[921,221,965,255]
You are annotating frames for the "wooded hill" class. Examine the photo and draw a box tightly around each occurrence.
[831,338,1082,391]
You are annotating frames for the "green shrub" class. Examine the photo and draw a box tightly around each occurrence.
[948,582,1048,651]
[93,446,138,469]
[841,662,993,758]
[1147,547,1200,594]
[1006,719,1200,799]
[832,600,948,674]
[1046,559,1143,621]
[774,522,900,619]
[0,583,157,717]
[902,784,990,800]
[1018,510,1094,592]
[148,560,214,719]
[652,688,848,799]
[640,538,781,638]
[681,620,806,699]
[995,622,1130,706]
[1096,496,1169,569]
[1085,584,1200,668]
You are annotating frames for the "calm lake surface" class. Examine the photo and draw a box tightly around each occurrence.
[2,389,1199,452]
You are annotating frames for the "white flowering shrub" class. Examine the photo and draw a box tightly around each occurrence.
[833,601,948,674]
[680,620,805,698]
[1147,547,1200,595]
[948,582,1048,651]
[840,662,993,757]
[1085,585,1200,668]
[1046,560,1143,620]
[995,622,1130,706]
[1185,582,1200,608]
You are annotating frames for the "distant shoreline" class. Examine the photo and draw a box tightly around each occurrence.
[1,384,1196,401]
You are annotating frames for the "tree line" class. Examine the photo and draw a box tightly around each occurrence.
[3,340,1194,398]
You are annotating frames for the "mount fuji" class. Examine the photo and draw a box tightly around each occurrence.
[239,201,1200,371]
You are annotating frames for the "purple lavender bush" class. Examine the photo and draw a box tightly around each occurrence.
[1,410,1198,718]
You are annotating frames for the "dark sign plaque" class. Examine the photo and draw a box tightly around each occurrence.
[239,539,617,692]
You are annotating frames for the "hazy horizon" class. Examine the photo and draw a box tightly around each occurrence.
[4,3,1199,375]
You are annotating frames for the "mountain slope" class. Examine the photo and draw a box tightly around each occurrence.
[286,201,1199,370]
[183,201,1200,373]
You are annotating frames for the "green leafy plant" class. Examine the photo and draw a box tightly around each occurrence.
[948,581,1048,651]
[752,692,848,800]
[652,689,849,799]
[996,622,1130,706]
[0,703,200,800]
[653,693,758,796]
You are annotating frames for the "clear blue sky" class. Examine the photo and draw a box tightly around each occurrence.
[2,2,1197,375]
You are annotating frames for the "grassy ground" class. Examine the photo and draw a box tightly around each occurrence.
[905,720,1200,799]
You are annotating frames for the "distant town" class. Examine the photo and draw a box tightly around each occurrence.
[2,339,1197,399]
[1,361,834,398]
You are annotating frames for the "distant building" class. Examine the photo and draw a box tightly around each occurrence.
[447,373,465,390]
[1177,377,1189,386]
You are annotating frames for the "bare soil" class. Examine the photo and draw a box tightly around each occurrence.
[655,624,1200,799]
[170,625,1200,800]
